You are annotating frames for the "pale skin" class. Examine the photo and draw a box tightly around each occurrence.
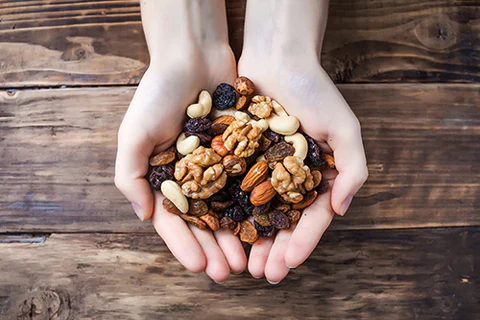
[115,0,368,284]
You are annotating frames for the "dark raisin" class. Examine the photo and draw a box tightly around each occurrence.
[265,142,295,164]
[317,178,329,195]
[244,150,260,165]
[148,165,174,190]
[225,205,249,222]
[254,221,277,237]
[243,204,254,216]
[220,216,237,230]
[303,133,326,167]
[210,200,234,212]
[211,189,231,202]
[263,130,283,144]
[212,83,237,110]
[268,210,291,229]
[185,131,212,145]
[252,202,271,216]
[246,111,261,121]
[184,117,211,133]
[228,180,250,208]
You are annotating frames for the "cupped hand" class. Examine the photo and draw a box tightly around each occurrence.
[115,47,247,283]
[238,55,369,283]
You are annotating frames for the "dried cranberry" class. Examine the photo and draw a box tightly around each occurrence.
[268,210,291,230]
[148,165,174,190]
[225,205,249,222]
[303,133,326,167]
[254,221,277,237]
[183,117,211,133]
[212,83,237,110]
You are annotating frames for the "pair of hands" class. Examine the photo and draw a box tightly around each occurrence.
[115,43,368,284]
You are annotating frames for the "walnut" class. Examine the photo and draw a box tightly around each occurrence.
[174,146,227,199]
[271,156,315,203]
[248,95,273,119]
[222,113,265,158]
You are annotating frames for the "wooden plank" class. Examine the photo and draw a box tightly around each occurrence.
[0,84,478,232]
[2,1,480,87]
[0,228,478,319]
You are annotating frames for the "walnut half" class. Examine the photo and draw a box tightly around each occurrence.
[271,156,315,203]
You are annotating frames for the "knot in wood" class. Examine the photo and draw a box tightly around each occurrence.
[17,289,70,320]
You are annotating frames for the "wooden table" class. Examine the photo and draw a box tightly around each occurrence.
[0,1,478,319]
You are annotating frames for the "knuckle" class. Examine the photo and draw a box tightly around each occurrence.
[114,175,127,192]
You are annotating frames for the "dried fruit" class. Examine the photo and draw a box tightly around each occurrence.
[311,170,322,188]
[303,134,326,167]
[252,202,271,216]
[162,198,183,215]
[149,150,176,166]
[325,154,336,169]
[292,190,318,210]
[234,76,255,96]
[272,202,291,213]
[220,216,237,230]
[228,180,250,208]
[258,135,272,152]
[185,132,212,145]
[254,221,276,237]
[189,199,209,217]
[250,180,277,206]
[200,212,220,231]
[211,135,229,157]
[317,178,329,195]
[148,165,174,190]
[184,117,211,133]
[239,220,259,243]
[254,212,271,227]
[265,142,295,169]
[225,205,249,222]
[212,83,237,110]
[223,155,247,176]
[268,210,291,230]
[211,200,234,212]
[286,209,301,224]
[210,115,235,135]
[233,222,241,236]
[236,95,248,110]
[180,214,207,230]
[263,130,283,144]
[240,161,268,192]
[244,150,260,165]
[248,95,273,119]
[210,189,231,202]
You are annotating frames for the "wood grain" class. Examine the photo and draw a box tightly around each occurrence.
[2,0,480,86]
[0,228,478,319]
[0,84,478,232]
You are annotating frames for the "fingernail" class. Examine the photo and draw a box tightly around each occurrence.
[132,203,144,221]
[215,280,225,285]
[286,264,297,269]
[340,196,353,216]
[267,279,280,285]
[252,275,263,279]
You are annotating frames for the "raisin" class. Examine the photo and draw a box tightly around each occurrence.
[303,133,326,167]
[286,209,301,224]
[228,180,250,208]
[149,150,176,166]
[200,212,220,231]
[185,131,212,145]
[254,213,271,227]
[265,142,295,165]
[272,202,290,213]
[263,130,283,144]
[244,151,260,165]
[254,221,276,237]
[225,205,248,222]
[239,220,259,243]
[243,204,254,216]
[220,216,237,230]
[236,95,248,110]
[148,165,174,190]
[317,178,329,195]
[184,117,211,133]
[246,111,261,121]
[210,200,234,212]
[292,191,318,210]
[258,135,272,152]
[162,198,182,216]
[252,202,271,216]
[212,83,237,110]
[268,210,291,230]
[180,214,207,230]
[211,189,231,202]
[189,199,209,217]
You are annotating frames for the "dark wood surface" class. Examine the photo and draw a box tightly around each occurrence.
[2,0,480,87]
[1,84,478,233]
[1,1,479,319]
[0,228,478,319]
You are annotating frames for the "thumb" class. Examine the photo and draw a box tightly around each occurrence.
[329,120,368,216]
[115,126,155,221]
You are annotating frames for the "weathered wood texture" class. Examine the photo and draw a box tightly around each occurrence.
[2,0,480,87]
[0,228,478,319]
[1,84,478,232]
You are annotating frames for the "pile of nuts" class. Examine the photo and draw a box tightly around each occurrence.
[148,77,335,243]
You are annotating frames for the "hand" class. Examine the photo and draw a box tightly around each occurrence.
[115,0,247,283]
[238,55,368,284]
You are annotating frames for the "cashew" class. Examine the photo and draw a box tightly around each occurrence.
[210,107,237,119]
[161,180,189,213]
[249,119,269,131]
[176,132,200,155]
[284,133,308,160]
[266,100,300,135]
[187,90,212,118]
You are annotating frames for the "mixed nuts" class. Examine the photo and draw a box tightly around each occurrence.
[148,77,334,244]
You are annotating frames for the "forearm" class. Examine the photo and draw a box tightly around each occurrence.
[141,0,230,60]
[242,0,329,59]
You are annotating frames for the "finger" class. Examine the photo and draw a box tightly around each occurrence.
[284,189,334,269]
[329,120,369,216]
[190,226,231,283]
[214,229,248,274]
[264,228,295,284]
[152,193,206,273]
[115,127,155,221]
[248,236,274,279]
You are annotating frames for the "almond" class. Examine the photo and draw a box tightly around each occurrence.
[212,115,235,126]
[210,115,236,135]
[250,180,276,206]
[240,161,268,192]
